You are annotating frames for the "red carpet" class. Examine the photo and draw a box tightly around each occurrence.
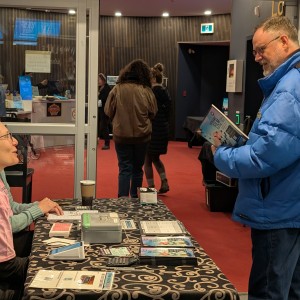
[11,140,251,292]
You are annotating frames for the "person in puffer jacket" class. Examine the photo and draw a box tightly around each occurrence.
[212,16,300,300]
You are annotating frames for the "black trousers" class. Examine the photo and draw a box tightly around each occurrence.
[0,257,28,300]
[13,230,33,257]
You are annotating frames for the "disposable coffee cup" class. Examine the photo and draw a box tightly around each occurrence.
[80,180,95,207]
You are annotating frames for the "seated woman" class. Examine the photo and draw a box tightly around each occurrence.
[0,121,63,299]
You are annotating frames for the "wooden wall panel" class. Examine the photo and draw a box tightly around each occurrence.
[98,15,231,137]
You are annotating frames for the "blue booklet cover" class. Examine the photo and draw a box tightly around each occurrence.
[141,236,193,247]
[200,104,248,147]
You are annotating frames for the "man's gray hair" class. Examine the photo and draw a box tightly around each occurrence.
[255,16,299,44]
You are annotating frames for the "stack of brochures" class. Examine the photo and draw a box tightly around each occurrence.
[139,247,197,266]
[49,222,73,238]
[138,221,197,266]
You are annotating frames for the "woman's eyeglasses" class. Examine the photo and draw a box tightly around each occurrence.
[0,132,14,142]
[252,36,280,57]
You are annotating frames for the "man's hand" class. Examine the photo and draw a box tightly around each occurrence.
[213,131,222,147]
[38,198,63,216]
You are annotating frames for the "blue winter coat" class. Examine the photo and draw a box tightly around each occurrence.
[214,50,300,229]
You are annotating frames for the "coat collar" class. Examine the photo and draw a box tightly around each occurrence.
[258,49,300,98]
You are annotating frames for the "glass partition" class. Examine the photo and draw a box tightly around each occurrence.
[0,1,99,199]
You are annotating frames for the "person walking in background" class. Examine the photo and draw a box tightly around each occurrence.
[98,73,111,150]
[211,16,300,300]
[104,59,157,198]
[144,63,171,194]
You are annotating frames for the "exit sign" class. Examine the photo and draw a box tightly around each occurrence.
[201,23,214,34]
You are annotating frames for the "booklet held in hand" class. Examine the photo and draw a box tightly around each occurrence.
[200,104,248,147]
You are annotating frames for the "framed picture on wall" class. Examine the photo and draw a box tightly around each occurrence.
[226,60,243,93]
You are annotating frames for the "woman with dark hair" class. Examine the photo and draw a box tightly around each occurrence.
[105,59,157,198]
[144,63,171,193]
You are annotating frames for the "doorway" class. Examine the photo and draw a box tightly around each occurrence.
[175,43,229,140]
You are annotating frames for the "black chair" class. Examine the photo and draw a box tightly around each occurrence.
[1,116,34,204]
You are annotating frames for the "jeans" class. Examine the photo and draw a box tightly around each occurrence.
[115,142,148,198]
[249,228,300,300]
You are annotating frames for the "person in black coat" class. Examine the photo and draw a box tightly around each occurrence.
[144,63,171,193]
[98,73,111,150]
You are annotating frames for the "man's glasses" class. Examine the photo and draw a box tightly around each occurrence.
[0,132,14,142]
[252,36,280,57]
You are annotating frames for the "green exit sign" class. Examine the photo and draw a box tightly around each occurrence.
[201,23,214,34]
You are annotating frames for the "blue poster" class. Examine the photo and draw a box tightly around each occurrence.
[19,75,33,100]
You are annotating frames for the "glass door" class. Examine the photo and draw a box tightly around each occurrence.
[0,0,99,199]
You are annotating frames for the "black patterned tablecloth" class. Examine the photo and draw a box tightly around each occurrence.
[23,198,239,300]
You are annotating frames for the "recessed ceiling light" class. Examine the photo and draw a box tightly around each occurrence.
[68,9,76,15]
[162,12,169,17]
[204,10,212,15]
[115,11,122,17]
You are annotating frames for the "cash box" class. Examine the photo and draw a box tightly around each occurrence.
[138,187,157,204]
[81,212,122,244]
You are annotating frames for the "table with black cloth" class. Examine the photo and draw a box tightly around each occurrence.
[182,116,205,147]
[23,198,239,300]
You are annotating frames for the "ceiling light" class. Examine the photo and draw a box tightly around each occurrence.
[115,11,122,17]
[162,12,169,17]
[68,9,76,15]
[204,10,212,15]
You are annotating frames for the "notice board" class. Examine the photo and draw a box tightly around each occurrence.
[25,50,51,73]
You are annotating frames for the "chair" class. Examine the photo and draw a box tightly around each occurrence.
[1,116,34,204]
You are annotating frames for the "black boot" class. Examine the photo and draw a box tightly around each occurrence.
[158,179,169,194]
[102,140,110,150]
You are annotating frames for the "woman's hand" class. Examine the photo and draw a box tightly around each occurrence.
[38,198,64,216]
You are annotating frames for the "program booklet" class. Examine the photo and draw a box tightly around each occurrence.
[139,220,187,235]
[141,236,194,247]
[140,247,197,266]
[200,104,248,147]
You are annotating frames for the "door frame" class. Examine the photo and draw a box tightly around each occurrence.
[0,0,99,198]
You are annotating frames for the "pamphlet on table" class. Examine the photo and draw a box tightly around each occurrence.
[139,220,187,235]
[139,247,197,266]
[47,210,98,222]
[141,236,193,247]
[29,270,115,290]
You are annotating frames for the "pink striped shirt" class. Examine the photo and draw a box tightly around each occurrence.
[0,179,15,262]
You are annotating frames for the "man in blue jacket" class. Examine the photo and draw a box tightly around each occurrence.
[212,16,300,299]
